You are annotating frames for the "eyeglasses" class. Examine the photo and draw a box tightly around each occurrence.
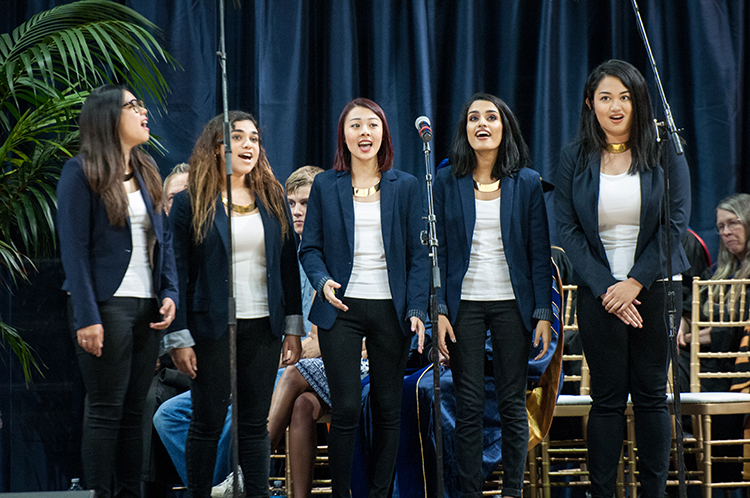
[715,218,743,234]
[122,99,146,114]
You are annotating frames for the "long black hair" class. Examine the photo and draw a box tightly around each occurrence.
[578,59,658,174]
[448,92,530,180]
[79,84,163,226]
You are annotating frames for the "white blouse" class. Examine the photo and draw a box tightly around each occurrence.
[232,212,269,318]
[461,197,514,301]
[114,189,156,298]
[345,200,392,299]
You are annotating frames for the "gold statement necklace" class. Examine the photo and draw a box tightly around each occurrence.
[604,142,630,154]
[473,179,501,193]
[222,195,256,214]
[352,180,381,198]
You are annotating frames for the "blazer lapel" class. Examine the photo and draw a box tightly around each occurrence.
[379,169,396,252]
[458,174,475,250]
[336,171,355,257]
[214,196,230,254]
[500,175,515,260]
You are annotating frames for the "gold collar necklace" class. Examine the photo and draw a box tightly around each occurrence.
[473,179,501,193]
[352,180,381,198]
[604,142,630,154]
[222,195,256,214]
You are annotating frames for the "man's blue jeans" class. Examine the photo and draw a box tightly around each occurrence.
[153,391,232,486]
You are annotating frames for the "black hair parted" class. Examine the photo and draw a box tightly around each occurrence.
[578,59,659,173]
[448,92,530,180]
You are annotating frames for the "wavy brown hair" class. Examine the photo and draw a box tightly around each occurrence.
[188,111,289,243]
[79,85,163,226]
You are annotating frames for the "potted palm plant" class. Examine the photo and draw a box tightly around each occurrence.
[0,0,176,381]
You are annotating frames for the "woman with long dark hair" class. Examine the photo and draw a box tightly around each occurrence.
[434,92,552,498]
[57,85,178,498]
[299,98,428,497]
[166,111,303,497]
[556,59,691,497]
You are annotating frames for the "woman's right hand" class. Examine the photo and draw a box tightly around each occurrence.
[171,347,198,379]
[77,324,104,357]
[323,279,348,311]
[437,314,456,359]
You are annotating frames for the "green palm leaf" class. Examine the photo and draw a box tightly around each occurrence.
[0,0,177,382]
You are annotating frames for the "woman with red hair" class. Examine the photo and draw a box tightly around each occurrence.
[299,98,429,497]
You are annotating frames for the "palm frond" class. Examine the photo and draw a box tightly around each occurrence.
[0,320,43,383]
[0,0,178,381]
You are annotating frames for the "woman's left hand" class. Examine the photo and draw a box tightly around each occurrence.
[281,335,302,366]
[411,317,425,353]
[533,320,552,361]
[602,278,643,314]
[150,298,176,330]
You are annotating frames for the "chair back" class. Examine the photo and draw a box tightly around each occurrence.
[690,277,750,392]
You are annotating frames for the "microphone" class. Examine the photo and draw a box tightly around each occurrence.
[414,116,432,142]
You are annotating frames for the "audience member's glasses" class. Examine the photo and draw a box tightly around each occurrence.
[122,99,146,114]
[715,219,743,234]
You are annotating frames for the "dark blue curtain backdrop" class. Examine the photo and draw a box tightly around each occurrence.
[1,0,749,491]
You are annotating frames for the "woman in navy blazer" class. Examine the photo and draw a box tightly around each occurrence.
[299,98,428,497]
[434,93,552,498]
[57,85,178,498]
[555,60,690,498]
[165,111,303,498]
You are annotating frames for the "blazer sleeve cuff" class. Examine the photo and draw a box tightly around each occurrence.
[406,308,428,324]
[315,276,333,297]
[437,303,450,318]
[285,315,305,336]
[533,308,554,323]
[162,329,195,352]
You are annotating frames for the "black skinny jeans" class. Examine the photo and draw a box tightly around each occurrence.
[318,298,410,498]
[72,296,161,498]
[185,318,281,498]
[578,282,675,498]
[448,300,531,498]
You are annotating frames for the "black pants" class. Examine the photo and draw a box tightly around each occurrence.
[318,298,410,498]
[185,317,281,498]
[578,282,675,498]
[448,300,530,498]
[72,296,161,498]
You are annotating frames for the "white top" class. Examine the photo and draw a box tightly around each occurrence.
[345,200,392,299]
[461,197,514,301]
[232,212,269,318]
[598,171,641,281]
[114,189,156,298]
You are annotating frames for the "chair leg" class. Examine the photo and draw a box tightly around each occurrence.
[541,434,551,498]
[703,414,712,498]
[626,413,637,498]
[285,426,293,498]
[528,445,539,498]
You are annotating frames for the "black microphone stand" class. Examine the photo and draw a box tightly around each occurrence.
[631,2,686,497]
[216,1,241,496]
[418,133,445,498]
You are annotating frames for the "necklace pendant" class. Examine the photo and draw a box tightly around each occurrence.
[352,180,381,198]
[222,196,256,214]
[604,142,630,154]
[473,179,501,193]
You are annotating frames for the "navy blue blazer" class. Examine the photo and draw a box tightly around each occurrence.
[167,190,302,342]
[555,139,691,298]
[57,155,179,331]
[434,166,553,332]
[298,168,429,335]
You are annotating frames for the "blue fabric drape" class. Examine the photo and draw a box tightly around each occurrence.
[5,0,750,250]
[2,0,750,491]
